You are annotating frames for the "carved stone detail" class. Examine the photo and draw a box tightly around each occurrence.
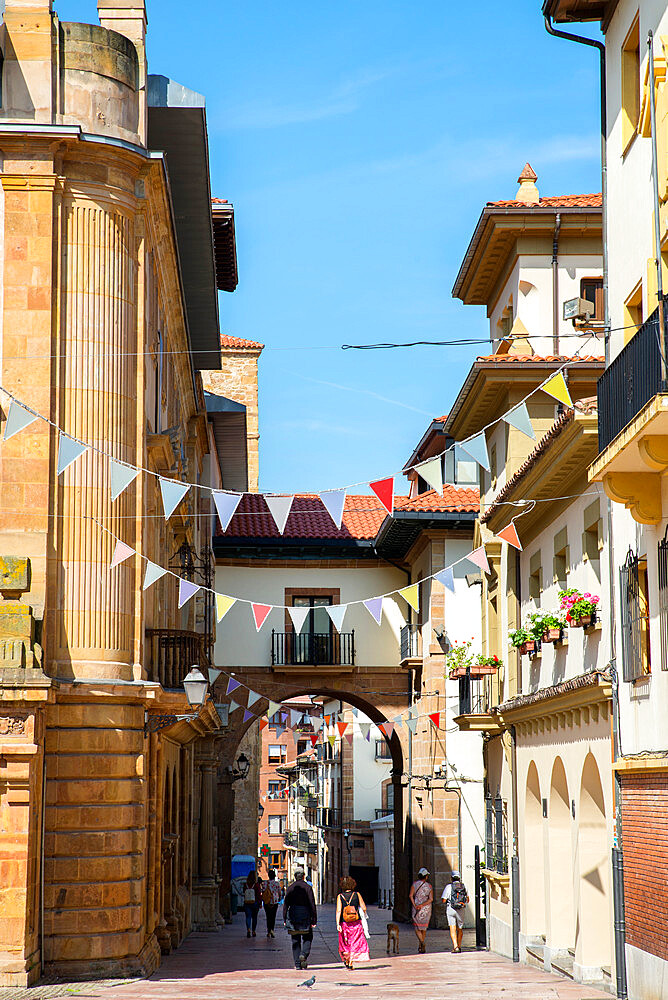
[0,715,27,735]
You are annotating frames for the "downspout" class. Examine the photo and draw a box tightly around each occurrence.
[552,212,561,355]
[510,725,520,963]
[544,16,627,998]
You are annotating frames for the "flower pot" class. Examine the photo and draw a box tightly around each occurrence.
[470,665,499,677]
[542,628,562,643]
[519,640,535,655]
[448,666,470,679]
[569,614,592,628]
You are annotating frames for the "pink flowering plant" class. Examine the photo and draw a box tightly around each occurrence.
[558,588,600,624]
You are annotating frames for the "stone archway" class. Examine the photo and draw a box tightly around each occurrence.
[522,761,545,940]
[575,753,610,974]
[548,757,574,951]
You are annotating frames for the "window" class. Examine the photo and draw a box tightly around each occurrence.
[659,530,668,672]
[582,499,602,584]
[289,594,336,665]
[297,739,309,756]
[620,548,651,681]
[553,527,569,591]
[268,814,286,835]
[485,793,508,874]
[384,781,394,812]
[375,740,392,760]
[268,780,286,797]
[269,711,284,727]
[621,14,640,150]
[270,851,285,868]
[529,551,542,606]
[624,279,643,344]
[443,445,478,486]
[268,745,287,765]
[580,278,604,324]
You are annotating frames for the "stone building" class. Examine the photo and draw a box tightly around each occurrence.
[0,0,245,986]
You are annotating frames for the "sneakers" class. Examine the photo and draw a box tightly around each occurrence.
[299,956,308,970]
[247,930,251,938]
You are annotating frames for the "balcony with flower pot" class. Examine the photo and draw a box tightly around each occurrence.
[448,640,503,734]
[558,588,600,630]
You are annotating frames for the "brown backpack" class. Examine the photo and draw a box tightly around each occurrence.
[341,891,359,923]
[261,884,272,905]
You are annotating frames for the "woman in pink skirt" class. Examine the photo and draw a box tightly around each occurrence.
[336,876,370,969]
[409,866,433,953]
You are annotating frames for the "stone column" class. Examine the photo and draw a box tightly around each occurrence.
[191,741,219,930]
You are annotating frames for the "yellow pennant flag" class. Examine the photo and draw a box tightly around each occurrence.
[541,371,573,409]
[328,733,336,748]
[398,583,419,612]
[216,593,236,622]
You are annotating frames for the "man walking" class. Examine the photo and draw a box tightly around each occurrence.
[441,870,468,953]
[283,868,317,970]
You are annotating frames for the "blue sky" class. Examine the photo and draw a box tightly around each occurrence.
[62,1,603,494]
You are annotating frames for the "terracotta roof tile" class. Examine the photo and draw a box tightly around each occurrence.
[475,354,605,364]
[220,335,265,350]
[218,494,392,541]
[211,197,229,204]
[396,484,480,514]
[486,193,602,209]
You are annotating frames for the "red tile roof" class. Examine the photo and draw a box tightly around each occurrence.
[475,354,605,364]
[486,194,602,209]
[396,484,480,514]
[211,197,229,204]
[220,335,265,350]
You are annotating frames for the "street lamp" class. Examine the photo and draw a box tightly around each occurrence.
[258,801,265,820]
[144,664,210,735]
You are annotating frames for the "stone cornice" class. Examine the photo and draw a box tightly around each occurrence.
[495,670,612,727]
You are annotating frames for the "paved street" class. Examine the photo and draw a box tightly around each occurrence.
[73,905,608,1000]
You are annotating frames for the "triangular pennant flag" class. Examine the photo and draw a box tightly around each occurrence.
[406,717,418,735]
[160,477,190,520]
[326,604,347,632]
[417,457,442,494]
[504,402,535,440]
[311,716,324,732]
[324,715,331,727]
[288,605,310,633]
[384,722,395,739]
[467,546,490,575]
[275,724,286,737]
[310,733,319,746]
[212,490,243,531]
[226,677,241,696]
[208,668,222,685]
[251,603,273,631]
[110,540,134,569]
[337,721,348,737]
[57,434,88,476]
[398,583,419,612]
[229,699,241,713]
[351,707,359,718]
[377,723,387,737]
[260,718,268,731]
[247,689,261,708]
[4,400,38,440]
[110,459,140,502]
[429,712,441,729]
[393,716,404,728]
[344,731,354,746]
[243,708,255,723]
[542,371,573,409]
[290,709,302,729]
[434,567,455,592]
[328,733,336,748]
[370,477,394,516]
[268,701,282,718]
[178,578,200,608]
[459,431,490,472]
[143,561,167,591]
[359,722,371,741]
[320,488,346,529]
[216,593,236,622]
[363,597,384,625]
[497,522,522,551]
[265,495,294,534]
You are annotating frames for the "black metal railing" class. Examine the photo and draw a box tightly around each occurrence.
[485,793,508,874]
[298,830,317,851]
[400,623,421,661]
[375,808,393,820]
[458,670,488,716]
[271,630,355,666]
[284,831,297,847]
[145,628,211,689]
[598,305,663,452]
[317,807,341,828]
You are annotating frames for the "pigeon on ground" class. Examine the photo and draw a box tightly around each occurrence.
[298,975,316,988]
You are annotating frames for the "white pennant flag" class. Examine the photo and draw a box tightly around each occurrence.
[247,689,261,708]
[418,457,442,493]
[160,477,190,519]
[405,717,419,734]
[229,700,241,714]
[143,561,167,590]
[320,488,346,529]
[265,495,294,534]
[311,716,324,732]
[268,700,282,718]
[326,604,347,632]
[57,434,88,476]
[288,605,310,633]
[212,490,243,531]
[110,459,140,502]
[290,709,302,729]
[4,400,39,440]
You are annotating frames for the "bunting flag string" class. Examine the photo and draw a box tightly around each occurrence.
[497,522,522,551]
[398,584,419,612]
[178,579,200,609]
[3,400,38,441]
[369,477,394,516]
[504,402,535,440]
[110,460,140,502]
[213,491,242,531]
[265,495,294,534]
[110,540,134,569]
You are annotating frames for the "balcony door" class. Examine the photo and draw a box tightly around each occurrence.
[292,595,332,664]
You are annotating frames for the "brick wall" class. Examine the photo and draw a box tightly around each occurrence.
[621,772,668,962]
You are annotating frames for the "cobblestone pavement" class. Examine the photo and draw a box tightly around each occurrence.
[42,904,610,1000]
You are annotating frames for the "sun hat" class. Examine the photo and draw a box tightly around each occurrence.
[451,870,461,880]
[418,866,430,877]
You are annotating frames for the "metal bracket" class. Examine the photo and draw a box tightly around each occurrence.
[144,712,198,736]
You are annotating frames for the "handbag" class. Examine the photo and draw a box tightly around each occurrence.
[360,908,370,940]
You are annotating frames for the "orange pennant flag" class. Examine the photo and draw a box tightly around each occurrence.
[497,522,522,550]
[259,718,268,731]
[325,714,331,726]
[337,720,348,737]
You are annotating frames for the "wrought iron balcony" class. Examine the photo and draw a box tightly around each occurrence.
[598,305,664,453]
[298,830,318,852]
[283,831,298,848]
[317,807,341,829]
[271,630,355,667]
[145,628,211,689]
[375,808,393,820]
[400,623,421,663]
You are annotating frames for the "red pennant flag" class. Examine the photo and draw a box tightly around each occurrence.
[337,721,348,737]
[251,603,272,631]
[429,712,441,728]
[370,477,394,516]
[344,731,354,746]
[377,723,386,737]
[259,718,268,731]
[497,522,522,551]
[310,733,319,746]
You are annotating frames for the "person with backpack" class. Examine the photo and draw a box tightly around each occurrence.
[441,870,469,953]
[263,868,282,938]
[243,870,262,938]
[336,875,369,970]
[283,868,317,970]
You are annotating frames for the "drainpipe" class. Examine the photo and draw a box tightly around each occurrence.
[552,212,561,355]
[648,31,668,389]
[510,725,520,963]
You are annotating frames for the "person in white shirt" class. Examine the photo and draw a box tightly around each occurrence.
[441,870,468,953]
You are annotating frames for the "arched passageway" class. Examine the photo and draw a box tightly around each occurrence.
[522,761,545,939]
[576,754,610,971]
[548,757,574,950]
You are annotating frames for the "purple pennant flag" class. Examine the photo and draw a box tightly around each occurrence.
[243,708,255,723]
[226,677,241,696]
[363,597,384,625]
[178,578,200,609]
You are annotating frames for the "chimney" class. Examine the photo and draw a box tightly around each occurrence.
[516,163,539,204]
[97,1,147,144]
[2,1,55,122]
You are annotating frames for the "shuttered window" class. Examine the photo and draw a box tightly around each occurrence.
[620,549,651,681]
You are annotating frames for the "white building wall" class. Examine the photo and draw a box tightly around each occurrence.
[352,711,391,821]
